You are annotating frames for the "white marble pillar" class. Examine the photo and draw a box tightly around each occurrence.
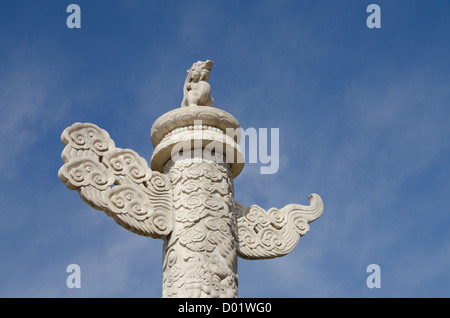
[58,60,324,298]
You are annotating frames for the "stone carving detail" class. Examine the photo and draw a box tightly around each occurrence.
[58,60,325,298]
[181,60,214,107]
[235,194,324,260]
[162,155,237,298]
[58,122,172,238]
[151,124,244,178]
[150,106,240,148]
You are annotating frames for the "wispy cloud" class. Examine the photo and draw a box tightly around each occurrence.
[0,47,68,178]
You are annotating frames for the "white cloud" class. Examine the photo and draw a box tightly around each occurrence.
[0,49,67,178]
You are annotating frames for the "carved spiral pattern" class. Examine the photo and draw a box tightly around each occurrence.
[148,172,170,191]
[162,157,237,298]
[107,186,153,221]
[59,157,115,191]
[235,194,324,260]
[58,122,173,238]
[61,122,115,159]
[104,149,152,183]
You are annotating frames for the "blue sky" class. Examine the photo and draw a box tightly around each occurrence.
[0,0,449,298]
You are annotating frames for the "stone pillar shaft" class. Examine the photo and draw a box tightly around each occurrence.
[162,155,238,297]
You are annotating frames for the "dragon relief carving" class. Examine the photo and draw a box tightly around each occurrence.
[162,157,237,297]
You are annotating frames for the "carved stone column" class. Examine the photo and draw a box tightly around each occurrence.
[57,60,324,298]
[162,157,237,297]
[150,107,244,298]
